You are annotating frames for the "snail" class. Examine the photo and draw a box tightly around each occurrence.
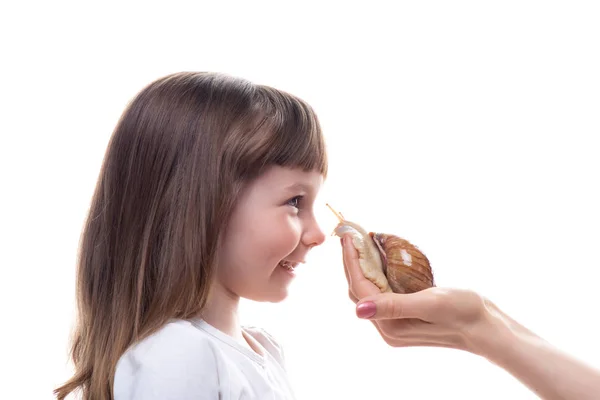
[327,203,435,294]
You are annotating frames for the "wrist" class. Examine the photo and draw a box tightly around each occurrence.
[463,298,534,363]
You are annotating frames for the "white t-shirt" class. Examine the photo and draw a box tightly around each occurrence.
[113,319,296,400]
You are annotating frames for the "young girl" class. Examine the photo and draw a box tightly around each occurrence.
[54,71,328,400]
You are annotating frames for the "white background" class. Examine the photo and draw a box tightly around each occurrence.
[1,1,599,399]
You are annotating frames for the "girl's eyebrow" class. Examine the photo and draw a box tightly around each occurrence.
[283,183,311,193]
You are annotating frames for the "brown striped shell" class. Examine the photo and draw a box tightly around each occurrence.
[327,203,435,294]
[370,232,434,294]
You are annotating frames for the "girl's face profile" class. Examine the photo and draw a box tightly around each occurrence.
[215,165,326,302]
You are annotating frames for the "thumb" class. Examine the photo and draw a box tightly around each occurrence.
[355,292,429,320]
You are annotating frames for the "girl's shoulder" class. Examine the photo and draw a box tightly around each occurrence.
[116,319,221,375]
[114,320,222,398]
[125,319,214,356]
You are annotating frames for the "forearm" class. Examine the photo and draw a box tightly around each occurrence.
[468,300,600,400]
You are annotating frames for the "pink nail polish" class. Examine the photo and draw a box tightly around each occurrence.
[356,301,376,318]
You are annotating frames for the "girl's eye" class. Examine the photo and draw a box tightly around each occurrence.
[286,195,303,208]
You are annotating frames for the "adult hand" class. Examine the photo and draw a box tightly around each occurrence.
[341,235,600,400]
[340,235,489,353]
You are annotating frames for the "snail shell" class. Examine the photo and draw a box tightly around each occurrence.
[371,232,434,294]
[327,204,435,294]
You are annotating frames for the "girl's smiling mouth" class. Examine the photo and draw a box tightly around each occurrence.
[278,260,301,275]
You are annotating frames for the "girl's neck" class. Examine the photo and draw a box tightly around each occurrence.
[201,283,244,341]
[199,283,266,357]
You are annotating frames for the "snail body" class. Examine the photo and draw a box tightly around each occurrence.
[327,204,435,294]
[333,220,393,293]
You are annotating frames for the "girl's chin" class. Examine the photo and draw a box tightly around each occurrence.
[246,291,289,303]
[248,280,293,303]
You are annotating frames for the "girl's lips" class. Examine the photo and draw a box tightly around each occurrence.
[279,260,306,276]
[281,260,299,268]
[279,260,298,271]
[280,259,307,269]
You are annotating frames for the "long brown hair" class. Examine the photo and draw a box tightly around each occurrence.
[54,72,328,400]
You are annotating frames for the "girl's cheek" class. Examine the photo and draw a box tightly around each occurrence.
[279,217,302,248]
[288,215,303,238]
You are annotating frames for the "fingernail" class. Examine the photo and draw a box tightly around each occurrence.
[356,301,376,319]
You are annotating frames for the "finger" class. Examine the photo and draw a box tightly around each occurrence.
[394,340,461,350]
[378,325,467,350]
[371,319,427,342]
[355,291,434,320]
[342,235,380,299]
[367,318,434,344]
